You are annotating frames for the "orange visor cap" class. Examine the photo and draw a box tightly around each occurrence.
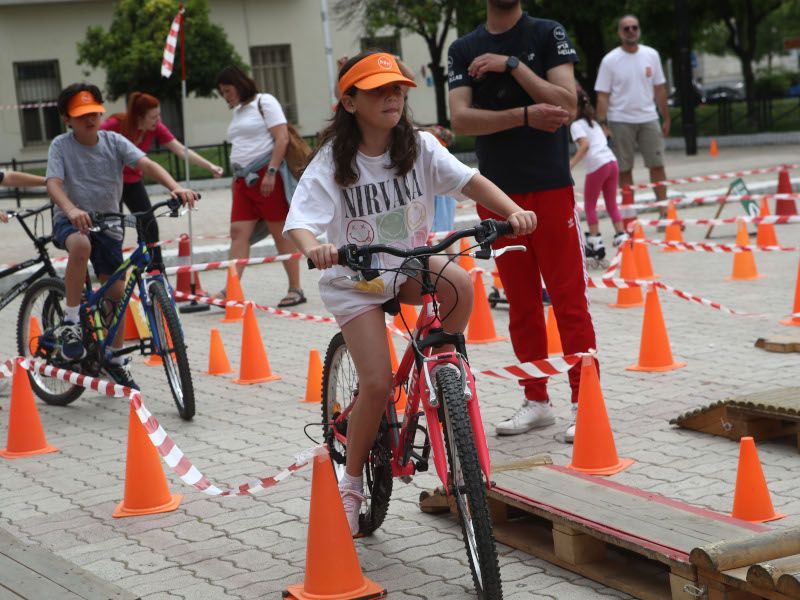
[67,91,106,117]
[338,53,416,97]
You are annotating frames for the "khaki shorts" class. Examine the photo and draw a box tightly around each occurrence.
[608,120,665,172]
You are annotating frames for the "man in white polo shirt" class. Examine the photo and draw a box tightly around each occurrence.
[595,14,670,209]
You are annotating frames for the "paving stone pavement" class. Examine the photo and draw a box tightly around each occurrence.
[0,146,798,599]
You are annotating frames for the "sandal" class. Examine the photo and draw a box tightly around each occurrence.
[278,288,307,308]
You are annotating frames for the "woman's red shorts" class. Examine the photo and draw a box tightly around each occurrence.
[231,167,290,222]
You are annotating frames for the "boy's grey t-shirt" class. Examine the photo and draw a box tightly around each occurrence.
[46,130,145,235]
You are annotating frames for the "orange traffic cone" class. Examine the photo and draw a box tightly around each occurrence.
[207,328,233,375]
[491,270,503,290]
[609,242,644,308]
[0,360,58,459]
[780,258,800,326]
[626,285,687,372]
[302,349,323,403]
[632,224,658,279]
[284,449,387,599]
[567,356,633,476]
[123,302,140,341]
[175,234,207,301]
[709,138,719,157]
[221,266,245,323]
[546,305,563,356]
[727,221,762,281]
[730,437,784,522]
[233,303,280,384]
[393,303,417,331]
[756,198,779,247]
[144,315,172,367]
[466,270,506,344]
[27,315,43,356]
[459,237,476,273]
[775,168,797,216]
[113,406,182,517]
[662,201,684,252]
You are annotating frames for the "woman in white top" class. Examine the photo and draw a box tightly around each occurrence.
[216,66,304,307]
[284,50,535,535]
[570,90,627,261]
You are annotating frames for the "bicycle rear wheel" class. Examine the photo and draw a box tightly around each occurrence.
[148,280,195,420]
[437,367,502,599]
[16,277,84,405]
[322,332,392,536]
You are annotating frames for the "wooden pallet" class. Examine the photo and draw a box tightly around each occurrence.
[420,462,797,599]
[0,527,137,600]
[755,336,800,353]
[672,388,800,451]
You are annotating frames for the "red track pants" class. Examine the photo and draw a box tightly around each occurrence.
[477,186,597,403]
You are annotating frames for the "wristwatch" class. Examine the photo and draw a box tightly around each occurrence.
[267,166,278,175]
[505,56,520,72]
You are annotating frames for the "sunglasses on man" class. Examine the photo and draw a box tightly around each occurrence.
[622,25,639,32]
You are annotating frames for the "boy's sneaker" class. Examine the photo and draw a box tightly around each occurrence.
[55,321,85,360]
[496,401,555,435]
[103,358,139,390]
[565,403,578,443]
[339,486,364,537]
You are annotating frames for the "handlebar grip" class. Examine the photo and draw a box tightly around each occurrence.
[495,220,514,236]
[307,258,316,270]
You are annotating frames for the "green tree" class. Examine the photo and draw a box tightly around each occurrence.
[333,0,465,125]
[77,0,244,134]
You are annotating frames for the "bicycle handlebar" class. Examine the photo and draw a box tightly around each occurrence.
[306,218,513,271]
[7,203,52,221]
[90,196,196,229]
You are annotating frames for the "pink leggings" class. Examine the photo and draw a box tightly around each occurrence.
[583,160,620,225]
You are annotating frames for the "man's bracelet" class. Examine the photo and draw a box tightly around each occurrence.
[523,105,528,127]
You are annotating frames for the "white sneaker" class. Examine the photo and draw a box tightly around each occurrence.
[565,403,578,443]
[496,401,555,435]
[339,487,364,536]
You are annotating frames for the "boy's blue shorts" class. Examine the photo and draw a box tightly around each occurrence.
[53,219,124,277]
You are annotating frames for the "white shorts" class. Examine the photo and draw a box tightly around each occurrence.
[320,269,409,326]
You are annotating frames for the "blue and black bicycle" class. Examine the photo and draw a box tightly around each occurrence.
[17,198,196,420]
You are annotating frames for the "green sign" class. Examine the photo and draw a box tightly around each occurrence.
[729,177,758,217]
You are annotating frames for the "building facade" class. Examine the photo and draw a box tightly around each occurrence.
[0,0,455,161]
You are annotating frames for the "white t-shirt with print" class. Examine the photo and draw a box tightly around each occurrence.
[284,131,478,317]
[569,119,616,175]
[227,93,287,167]
[594,45,666,123]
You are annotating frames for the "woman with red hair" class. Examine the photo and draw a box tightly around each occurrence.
[101,92,223,265]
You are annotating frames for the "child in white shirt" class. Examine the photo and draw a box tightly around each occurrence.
[284,50,535,536]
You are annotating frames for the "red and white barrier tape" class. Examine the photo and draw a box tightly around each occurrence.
[173,293,340,325]
[623,164,798,191]
[646,193,800,210]
[636,239,799,253]
[602,248,622,279]
[1,358,317,496]
[587,278,757,317]
[165,253,302,275]
[479,353,585,380]
[638,215,800,227]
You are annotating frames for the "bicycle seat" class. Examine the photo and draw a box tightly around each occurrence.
[382,297,400,316]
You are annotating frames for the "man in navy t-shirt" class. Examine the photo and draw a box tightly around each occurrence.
[448,0,597,442]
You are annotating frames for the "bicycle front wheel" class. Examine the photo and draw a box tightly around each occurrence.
[148,280,195,420]
[438,367,502,599]
[322,332,392,536]
[16,277,84,405]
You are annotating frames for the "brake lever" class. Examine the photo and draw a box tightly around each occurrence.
[490,245,526,258]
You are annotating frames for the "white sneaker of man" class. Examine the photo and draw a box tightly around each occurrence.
[496,401,555,435]
[565,403,578,443]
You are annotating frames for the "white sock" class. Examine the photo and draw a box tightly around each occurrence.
[339,471,363,492]
[64,305,80,324]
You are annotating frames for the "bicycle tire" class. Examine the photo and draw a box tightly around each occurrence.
[16,277,84,406]
[321,331,393,536]
[148,279,195,420]
[437,367,503,599]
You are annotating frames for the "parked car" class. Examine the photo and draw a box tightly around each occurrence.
[788,82,800,98]
[705,85,745,103]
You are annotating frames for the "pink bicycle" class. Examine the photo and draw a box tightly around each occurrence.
[318,219,520,600]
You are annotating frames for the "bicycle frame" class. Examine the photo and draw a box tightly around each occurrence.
[329,268,492,495]
[0,204,57,311]
[81,241,171,362]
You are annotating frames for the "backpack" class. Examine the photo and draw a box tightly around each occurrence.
[257,94,312,180]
